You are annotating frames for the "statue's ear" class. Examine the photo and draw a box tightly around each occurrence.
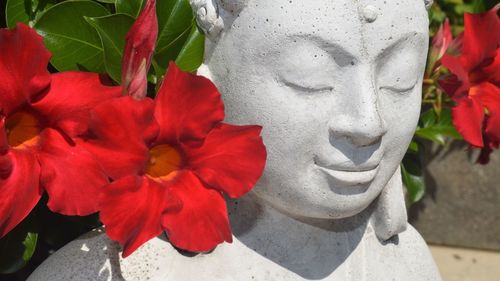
[189,0,247,38]
[189,0,224,38]
[424,0,433,10]
[371,166,407,241]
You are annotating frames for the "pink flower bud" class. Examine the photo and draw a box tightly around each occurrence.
[121,0,158,100]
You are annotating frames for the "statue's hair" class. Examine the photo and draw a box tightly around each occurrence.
[189,0,433,38]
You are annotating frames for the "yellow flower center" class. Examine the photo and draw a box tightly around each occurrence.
[146,144,182,182]
[5,111,40,148]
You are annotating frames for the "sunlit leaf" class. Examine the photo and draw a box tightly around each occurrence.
[416,108,462,144]
[0,219,38,274]
[154,0,194,74]
[175,24,204,72]
[22,233,38,262]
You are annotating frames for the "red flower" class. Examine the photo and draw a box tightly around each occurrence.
[121,0,158,99]
[427,18,452,74]
[440,5,500,163]
[82,63,266,257]
[0,24,121,237]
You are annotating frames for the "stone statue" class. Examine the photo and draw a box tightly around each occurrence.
[28,0,442,280]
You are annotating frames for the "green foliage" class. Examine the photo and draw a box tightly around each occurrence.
[401,159,425,204]
[0,217,37,274]
[34,1,110,72]
[415,108,462,145]
[5,0,31,27]
[115,0,145,17]
[4,0,204,83]
[85,13,135,82]
[154,0,197,76]
[175,24,205,73]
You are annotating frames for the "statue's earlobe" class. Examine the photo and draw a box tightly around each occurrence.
[371,166,408,241]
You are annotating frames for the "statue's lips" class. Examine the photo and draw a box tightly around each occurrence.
[316,164,380,186]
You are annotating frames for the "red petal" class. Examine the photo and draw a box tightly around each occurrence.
[32,72,121,138]
[99,175,180,258]
[483,50,500,86]
[0,149,42,237]
[37,128,108,216]
[452,96,485,147]
[476,83,500,142]
[154,63,224,145]
[186,124,266,198]
[439,75,464,100]
[441,54,469,83]
[461,4,500,71]
[0,23,51,116]
[79,96,158,179]
[161,171,232,252]
[121,0,158,99]
[0,118,9,157]
[431,18,452,61]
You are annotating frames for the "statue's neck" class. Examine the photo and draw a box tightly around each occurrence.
[227,194,377,279]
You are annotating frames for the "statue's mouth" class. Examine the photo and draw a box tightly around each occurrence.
[314,162,380,186]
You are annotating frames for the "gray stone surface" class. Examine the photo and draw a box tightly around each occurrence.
[30,0,442,280]
[410,143,500,250]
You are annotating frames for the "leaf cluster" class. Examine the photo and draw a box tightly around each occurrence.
[5,0,204,84]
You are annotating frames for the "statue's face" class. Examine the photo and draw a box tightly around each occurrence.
[206,0,428,219]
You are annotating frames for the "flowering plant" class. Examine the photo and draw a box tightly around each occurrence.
[0,0,266,277]
[401,1,500,203]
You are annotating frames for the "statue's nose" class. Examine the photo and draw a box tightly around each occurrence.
[328,69,388,147]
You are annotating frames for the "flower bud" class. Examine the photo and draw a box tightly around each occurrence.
[121,0,158,100]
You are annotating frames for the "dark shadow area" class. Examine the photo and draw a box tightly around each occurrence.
[409,140,469,222]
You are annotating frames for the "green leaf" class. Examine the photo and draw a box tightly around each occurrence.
[154,0,195,74]
[416,108,462,144]
[34,0,110,72]
[22,232,38,262]
[175,24,205,72]
[401,161,425,204]
[407,140,419,154]
[415,127,447,145]
[86,13,135,83]
[115,0,144,17]
[420,108,437,128]
[95,0,115,3]
[0,220,38,274]
[6,0,32,27]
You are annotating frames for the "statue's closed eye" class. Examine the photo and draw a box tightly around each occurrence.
[276,41,343,95]
[376,34,425,95]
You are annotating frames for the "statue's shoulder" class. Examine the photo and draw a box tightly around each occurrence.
[389,223,443,281]
[27,230,257,281]
[28,229,181,281]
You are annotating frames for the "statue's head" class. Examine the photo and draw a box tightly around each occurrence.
[190,0,430,237]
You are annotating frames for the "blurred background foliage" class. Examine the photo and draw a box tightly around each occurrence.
[401,0,499,204]
[0,0,498,280]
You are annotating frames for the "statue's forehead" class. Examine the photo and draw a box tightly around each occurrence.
[238,0,428,59]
